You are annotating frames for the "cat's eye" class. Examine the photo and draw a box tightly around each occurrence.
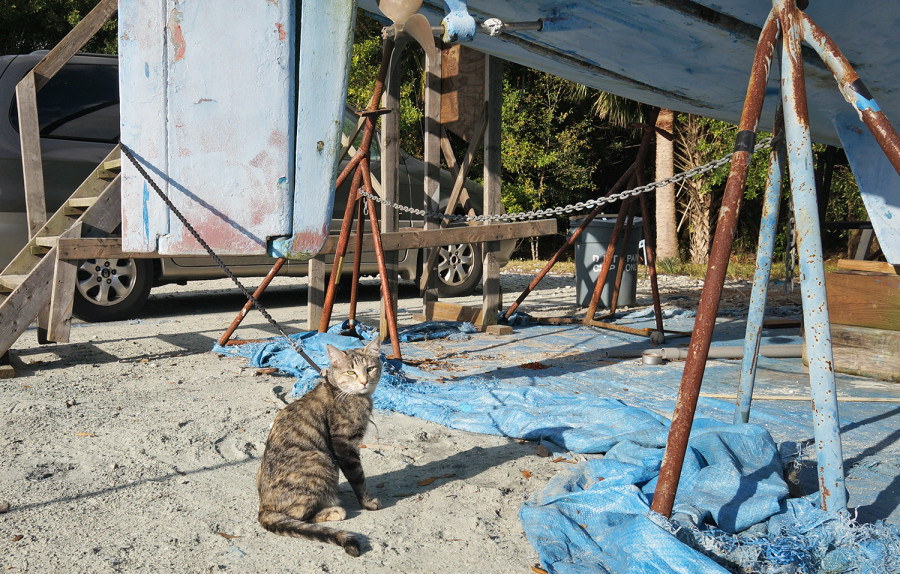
[345,371,355,376]
[367,366,378,373]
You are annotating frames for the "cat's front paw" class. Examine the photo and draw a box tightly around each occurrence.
[361,496,381,511]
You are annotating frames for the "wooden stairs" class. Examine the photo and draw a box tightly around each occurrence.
[0,146,122,378]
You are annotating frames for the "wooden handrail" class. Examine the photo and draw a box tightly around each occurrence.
[16,0,118,238]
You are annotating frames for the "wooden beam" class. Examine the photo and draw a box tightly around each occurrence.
[58,219,558,261]
[481,55,503,329]
[47,224,82,343]
[826,271,900,331]
[0,252,55,357]
[16,73,46,238]
[420,104,488,289]
[835,259,899,275]
[30,0,118,90]
[829,323,900,382]
[422,33,442,311]
[307,256,326,331]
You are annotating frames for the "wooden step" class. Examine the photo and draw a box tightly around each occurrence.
[97,157,122,179]
[0,275,27,293]
[34,236,59,248]
[64,196,98,215]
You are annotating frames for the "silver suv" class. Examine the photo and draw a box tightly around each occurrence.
[1,51,514,321]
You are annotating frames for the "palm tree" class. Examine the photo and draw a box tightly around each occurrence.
[655,109,679,260]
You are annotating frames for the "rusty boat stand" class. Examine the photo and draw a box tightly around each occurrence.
[651,0,900,518]
[503,107,668,341]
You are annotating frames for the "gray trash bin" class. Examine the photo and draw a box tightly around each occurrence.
[572,216,643,308]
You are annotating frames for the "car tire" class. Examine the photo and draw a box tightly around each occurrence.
[72,258,154,322]
[434,242,482,297]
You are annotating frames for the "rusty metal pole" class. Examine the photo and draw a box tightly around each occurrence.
[650,11,779,518]
[778,0,846,512]
[735,106,786,424]
[799,14,900,177]
[607,199,636,316]
[638,185,665,335]
[347,197,366,331]
[318,167,364,332]
[582,199,629,324]
[217,257,286,346]
[363,167,402,360]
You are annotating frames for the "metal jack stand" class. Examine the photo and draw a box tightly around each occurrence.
[651,0,900,518]
[504,111,668,342]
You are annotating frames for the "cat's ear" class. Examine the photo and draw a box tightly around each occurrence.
[326,345,348,366]
[363,337,381,357]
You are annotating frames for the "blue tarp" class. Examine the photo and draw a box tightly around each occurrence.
[214,322,900,573]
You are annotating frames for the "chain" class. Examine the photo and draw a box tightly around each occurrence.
[120,145,323,373]
[361,136,774,222]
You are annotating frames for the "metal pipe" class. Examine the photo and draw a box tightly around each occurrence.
[799,14,900,177]
[348,198,366,330]
[363,168,402,360]
[217,257,286,346]
[651,10,779,519]
[583,200,629,324]
[735,107,786,424]
[638,180,665,336]
[608,198,636,315]
[778,0,846,512]
[318,167,364,332]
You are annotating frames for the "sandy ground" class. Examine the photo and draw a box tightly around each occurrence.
[0,270,795,573]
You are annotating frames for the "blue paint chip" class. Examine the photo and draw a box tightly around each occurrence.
[144,62,149,78]
[855,95,881,113]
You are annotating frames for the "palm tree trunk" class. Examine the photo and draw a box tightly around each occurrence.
[654,109,679,260]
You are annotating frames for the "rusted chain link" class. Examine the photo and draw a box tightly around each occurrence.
[360,136,775,222]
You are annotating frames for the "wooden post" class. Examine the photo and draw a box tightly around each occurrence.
[307,256,326,331]
[422,34,442,312]
[17,73,47,239]
[481,55,503,329]
[380,39,406,341]
[47,223,83,342]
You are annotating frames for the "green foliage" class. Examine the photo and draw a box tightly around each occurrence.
[0,1,118,55]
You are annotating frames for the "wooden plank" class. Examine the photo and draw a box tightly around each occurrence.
[422,32,442,312]
[422,301,484,324]
[30,0,117,89]
[835,259,899,275]
[307,257,326,331]
[700,392,900,403]
[0,250,56,356]
[826,271,900,331]
[47,223,82,342]
[481,55,503,329]
[441,44,485,140]
[485,324,513,335]
[830,323,900,382]
[0,350,13,379]
[16,73,47,238]
[58,219,559,260]
[380,38,406,343]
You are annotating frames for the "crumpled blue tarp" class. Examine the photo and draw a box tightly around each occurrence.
[215,328,900,573]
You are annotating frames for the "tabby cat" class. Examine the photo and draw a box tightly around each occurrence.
[257,338,382,556]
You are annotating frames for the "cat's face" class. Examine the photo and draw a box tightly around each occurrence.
[325,338,382,396]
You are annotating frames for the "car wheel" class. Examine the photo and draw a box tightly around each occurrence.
[435,242,482,297]
[72,258,153,322]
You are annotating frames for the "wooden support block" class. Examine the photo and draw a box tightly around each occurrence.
[47,224,82,342]
[826,271,900,331]
[836,259,899,275]
[307,257,325,331]
[485,324,513,336]
[829,323,900,382]
[422,301,483,324]
[0,351,13,379]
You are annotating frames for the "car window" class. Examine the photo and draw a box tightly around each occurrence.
[342,112,381,162]
[8,62,120,144]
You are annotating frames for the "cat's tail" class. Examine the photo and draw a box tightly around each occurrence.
[258,510,361,557]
